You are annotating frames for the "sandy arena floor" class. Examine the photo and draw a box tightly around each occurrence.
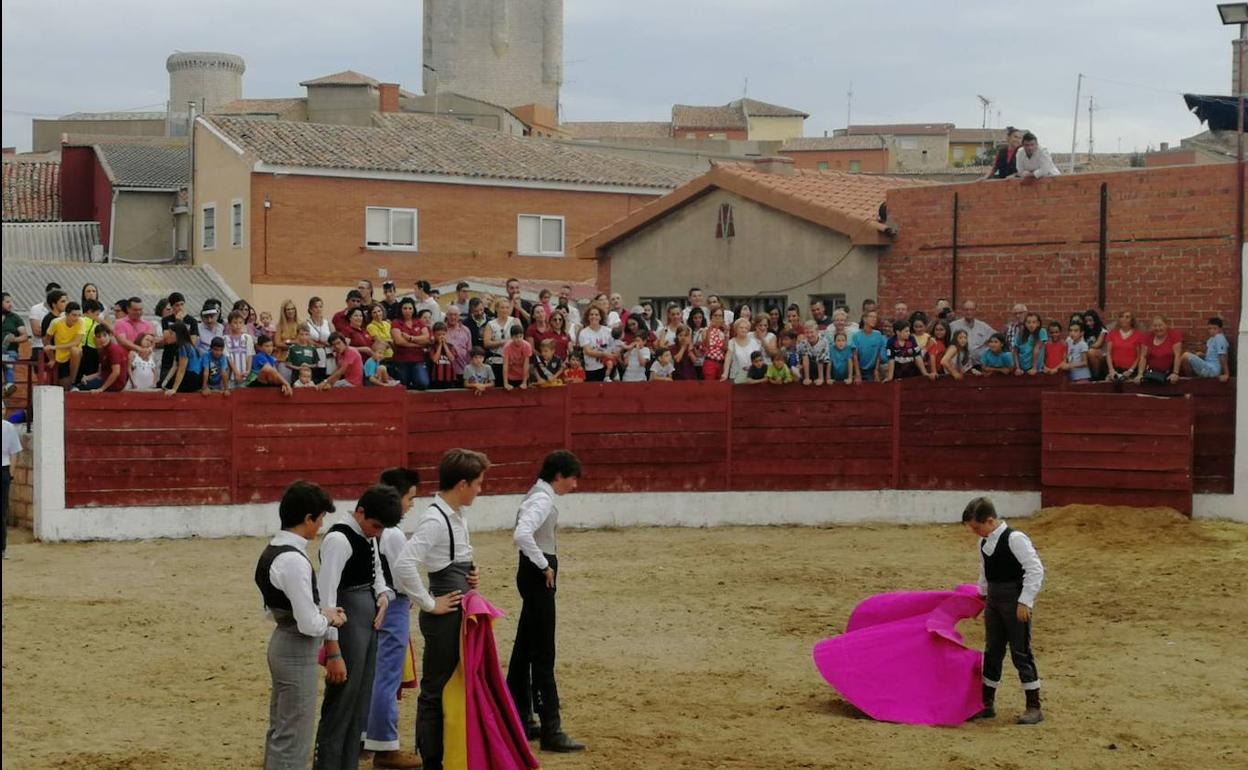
[2,505,1247,770]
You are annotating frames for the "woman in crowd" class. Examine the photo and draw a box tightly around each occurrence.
[577,306,613,382]
[640,301,660,333]
[1142,315,1183,384]
[784,305,804,336]
[620,315,654,382]
[344,307,374,361]
[767,305,783,334]
[656,304,683,351]
[305,296,333,382]
[735,304,753,327]
[391,298,431,390]
[702,307,728,382]
[443,306,472,383]
[925,319,950,380]
[548,310,574,359]
[274,299,301,368]
[485,297,522,383]
[81,283,100,308]
[525,304,558,354]
[981,126,1023,180]
[1013,313,1046,375]
[687,307,707,379]
[367,303,394,360]
[941,328,977,380]
[233,300,259,336]
[163,322,203,395]
[1105,310,1147,382]
[1082,309,1108,378]
[723,318,761,383]
[751,315,777,357]
[911,315,931,355]
[154,297,171,320]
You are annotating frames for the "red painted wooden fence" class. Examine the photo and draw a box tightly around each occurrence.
[61,378,1235,509]
[1040,392,1195,515]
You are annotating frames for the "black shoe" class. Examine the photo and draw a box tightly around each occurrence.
[540,731,586,753]
[971,684,996,720]
[524,715,540,741]
[1018,688,1044,725]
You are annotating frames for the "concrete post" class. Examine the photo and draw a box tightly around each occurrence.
[31,386,65,541]
[1236,243,1248,498]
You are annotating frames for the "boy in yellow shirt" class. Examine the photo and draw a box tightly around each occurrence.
[47,301,85,388]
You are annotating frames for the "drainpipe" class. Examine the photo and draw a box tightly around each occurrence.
[107,187,118,262]
[188,100,197,264]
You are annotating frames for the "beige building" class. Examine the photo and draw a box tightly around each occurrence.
[839,123,954,171]
[32,112,167,153]
[577,158,931,315]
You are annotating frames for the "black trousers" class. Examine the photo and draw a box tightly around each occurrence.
[416,609,462,770]
[2,465,10,554]
[982,582,1040,690]
[506,553,561,725]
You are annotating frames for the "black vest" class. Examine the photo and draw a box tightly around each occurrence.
[981,528,1025,583]
[255,544,319,611]
[326,522,377,590]
[992,146,1018,179]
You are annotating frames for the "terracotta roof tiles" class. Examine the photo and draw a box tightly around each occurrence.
[671,104,748,131]
[2,159,61,222]
[562,121,672,140]
[780,135,886,152]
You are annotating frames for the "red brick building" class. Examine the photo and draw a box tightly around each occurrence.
[779,135,890,173]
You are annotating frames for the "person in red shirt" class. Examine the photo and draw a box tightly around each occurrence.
[80,325,130,392]
[319,333,364,388]
[331,290,365,336]
[1104,310,1146,382]
[502,325,533,390]
[1041,321,1067,375]
[1142,315,1183,384]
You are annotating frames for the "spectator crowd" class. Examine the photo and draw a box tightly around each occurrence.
[1,278,1233,399]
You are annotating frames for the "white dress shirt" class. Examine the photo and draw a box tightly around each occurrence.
[318,515,390,641]
[2,420,22,467]
[948,318,997,364]
[1015,147,1061,178]
[513,480,559,570]
[28,303,47,348]
[266,531,330,638]
[414,297,443,324]
[378,526,407,589]
[976,520,1045,608]
[394,497,474,613]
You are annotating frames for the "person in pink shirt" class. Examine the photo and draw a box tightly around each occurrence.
[112,297,155,354]
[319,333,364,388]
[443,305,472,378]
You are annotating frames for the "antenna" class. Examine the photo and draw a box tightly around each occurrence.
[976,94,994,129]
[743,76,749,97]
[846,81,853,128]
[1087,95,1097,159]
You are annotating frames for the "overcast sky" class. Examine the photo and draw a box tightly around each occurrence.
[1,0,1235,153]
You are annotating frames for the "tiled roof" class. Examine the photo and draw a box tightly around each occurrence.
[562,121,672,140]
[58,111,166,122]
[213,98,307,118]
[2,160,61,222]
[62,134,186,149]
[299,70,380,87]
[949,128,1007,143]
[671,104,748,130]
[207,113,695,190]
[0,261,239,315]
[96,144,190,188]
[739,98,808,118]
[846,123,953,136]
[578,161,936,255]
[780,135,886,152]
[1183,130,1237,158]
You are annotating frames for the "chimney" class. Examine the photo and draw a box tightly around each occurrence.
[752,156,796,176]
[379,83,400,113]
[1159,141,1170,152]
[2,147,15,156]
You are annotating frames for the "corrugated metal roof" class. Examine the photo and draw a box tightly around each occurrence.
[59,111,167,121]
[3,223,100,261]
[1,261,239,316]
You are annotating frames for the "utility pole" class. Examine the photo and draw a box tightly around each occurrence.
[846,82,853,128]
[1069,73,1083,174]
[1088,95,1096,159]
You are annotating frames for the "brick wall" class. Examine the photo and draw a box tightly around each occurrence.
[5,429,32,530]
[879,164,1243,341]
[781,149,889,173]
[250,174,659,288]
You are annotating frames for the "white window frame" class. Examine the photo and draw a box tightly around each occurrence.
[201,203,216,250]
[230,199,244,248]
[516,214,566,257]
[364,206,419,252]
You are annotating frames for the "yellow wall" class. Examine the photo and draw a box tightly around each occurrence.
[193,125,253,299]
[949,141,994,166]
[746,115,805,142]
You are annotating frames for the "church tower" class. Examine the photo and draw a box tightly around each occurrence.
[422,0,563,115]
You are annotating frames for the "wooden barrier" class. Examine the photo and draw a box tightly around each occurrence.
[61,378,1236,509]
[1041,391,1195,515]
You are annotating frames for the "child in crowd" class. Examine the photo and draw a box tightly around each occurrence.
[671,326,698,381]
[649,348,675,381]
[828,331,854,384]
[294,365,317,389]
[1013,313,1047,375]
[878,317,894,340]
[797,320,830,386]
[1063,322,1091,383]
[463,347,496,395]
[621,334,652,382]
[851,311,887,383]
[885,321,923,380]
[911,316,931,353]
[286,326,320,383]
[503,325,533,390]
[942,329,979,380]
[601,327,623,381]
[963,496,1045,725]
[225,310,255,390]
[766,350,794,385]
[129,332,159,391]
[779,329,801,378]
[979,334,1015,376]
[1183,317,1231,381]
[256,481,345,770]
[257,310,277,340]
[745,351,769,384]
[201,337,230,395]
[365,340,403,387]
[1041,322,1067,375]
[532,338,565,386]
[247,335,294,395]
[429,322,458,390]
[925,321,950,380]
[563,354,586,384]
[701,308,728,382]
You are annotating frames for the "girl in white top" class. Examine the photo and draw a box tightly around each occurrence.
[483,297,521,371]
[722,318,762,383]
[304,297,335,374]
[576,306,614,381]
[655,304,682,351]
[128,332,160,390]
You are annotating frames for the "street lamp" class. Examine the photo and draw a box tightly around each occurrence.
[1218,2,1248,24]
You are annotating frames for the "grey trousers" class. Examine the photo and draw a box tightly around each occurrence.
[313,588,378,770]
[264,623,321,770]
[982,581,1041,690]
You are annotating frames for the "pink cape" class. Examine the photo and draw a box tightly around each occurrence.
[811,584,985,726]
[460,591,541,770]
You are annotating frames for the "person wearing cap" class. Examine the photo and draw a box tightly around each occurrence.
[412,281,442,325]
[197,303,226,356]
[380,282,402,321]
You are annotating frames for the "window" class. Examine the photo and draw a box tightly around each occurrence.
[365,207,418,250]
[817,161,830,171]
[849,160,861,173]
[201,204,216,250]
[953,146,966,161]
[808,293,849,315]
[715,203,735,239]
[897,137,918,150]
[517,214,565,256]
[230,200,243,247]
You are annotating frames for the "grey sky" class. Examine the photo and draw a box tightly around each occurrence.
[1,0,1235,153]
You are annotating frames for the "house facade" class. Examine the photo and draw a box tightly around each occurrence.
[779,136,890,173]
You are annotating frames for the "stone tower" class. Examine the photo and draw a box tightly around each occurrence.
[166,52,245,134]
[422,0,562,115]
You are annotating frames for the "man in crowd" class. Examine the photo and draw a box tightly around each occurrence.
[948,300,996,364]
[413,281,442,324]
[1016,132,1061,179]
[27,282,58,367]
[1003,303,1029,345]
[357,279,375,304]
[113,297,154,355]
[506,278,532,325]
[465,298,491,351]
[706,295,734,326]
[556,285,580,327]
[449,282,473,317]
[197,304,226,356]
[381,281,402,321]
[333,291,365,335]
[810,301,831,331]
[893,303,910,327]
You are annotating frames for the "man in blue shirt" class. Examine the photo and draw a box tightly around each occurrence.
[850,311,888,383]
[1182,317,1230,381]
